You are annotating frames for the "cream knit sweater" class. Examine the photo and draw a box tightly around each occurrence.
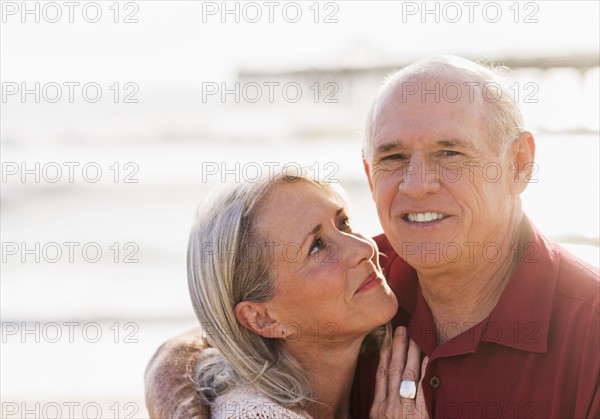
[211,386,312,419]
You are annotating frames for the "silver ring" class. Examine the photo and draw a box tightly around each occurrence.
[399,379,417,399]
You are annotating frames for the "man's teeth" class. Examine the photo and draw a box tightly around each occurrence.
[406,212,446,223]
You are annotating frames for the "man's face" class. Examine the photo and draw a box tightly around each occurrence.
[365,75,522,269]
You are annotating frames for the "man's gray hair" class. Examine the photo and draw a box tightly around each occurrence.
[362,55,526,162]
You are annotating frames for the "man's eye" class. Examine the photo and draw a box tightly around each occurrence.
[441,150,460,157]
[377,154,408,170]
[381,153,406,161]
[309,238,325,255]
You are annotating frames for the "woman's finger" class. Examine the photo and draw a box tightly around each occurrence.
[387,326,409,405]
[398,338,425,418]
[401,338,421,391]
[372,341,392,406]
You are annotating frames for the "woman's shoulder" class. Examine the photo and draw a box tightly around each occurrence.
[211,386,311,419]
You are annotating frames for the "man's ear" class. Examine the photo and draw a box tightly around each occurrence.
[509,131,536,195]
[234,301,282,339]
[363,156,374,193]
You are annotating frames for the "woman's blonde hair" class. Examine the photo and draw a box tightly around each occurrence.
[187,170,390,408]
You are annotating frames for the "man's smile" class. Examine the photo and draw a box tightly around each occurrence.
[402,211,450,223]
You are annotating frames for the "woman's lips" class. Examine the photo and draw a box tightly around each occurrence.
[355,272,382,294]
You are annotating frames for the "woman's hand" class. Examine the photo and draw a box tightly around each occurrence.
[370,326,430,419]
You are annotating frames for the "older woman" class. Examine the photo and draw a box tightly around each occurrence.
[186,171,419,418]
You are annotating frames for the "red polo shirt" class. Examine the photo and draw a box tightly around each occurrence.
[351,218,599,418]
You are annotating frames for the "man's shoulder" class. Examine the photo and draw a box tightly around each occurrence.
[554,244,600,312]
[144,327,209,418]
[523,217,599,312]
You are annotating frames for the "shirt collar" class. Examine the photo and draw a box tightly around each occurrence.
[481,216,559,353]
[408,216,559,355]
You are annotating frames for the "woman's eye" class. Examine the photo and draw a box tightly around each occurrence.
[309,238,325,255]
[339,217,352,232]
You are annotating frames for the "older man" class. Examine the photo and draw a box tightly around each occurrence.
[145,56,599,418]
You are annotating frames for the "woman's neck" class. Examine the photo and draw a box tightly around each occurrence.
[283,336,365,419]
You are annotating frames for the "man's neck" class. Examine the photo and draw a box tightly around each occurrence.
[418,214,525,344]
[283,336,364,419]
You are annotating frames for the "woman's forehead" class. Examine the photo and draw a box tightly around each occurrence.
[267,178,342,205]
[257,181,345,230]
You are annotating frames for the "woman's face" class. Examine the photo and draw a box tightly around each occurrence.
[255,180,398,344]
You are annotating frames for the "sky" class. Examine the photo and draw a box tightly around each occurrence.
[2,1,599,83]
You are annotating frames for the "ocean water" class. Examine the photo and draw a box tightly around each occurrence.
[1,134,598,325]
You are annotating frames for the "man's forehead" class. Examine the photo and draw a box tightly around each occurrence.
[371,105,488,154]
[373,102,484,137]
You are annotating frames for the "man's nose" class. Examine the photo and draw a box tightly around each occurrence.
[399,156,441,198]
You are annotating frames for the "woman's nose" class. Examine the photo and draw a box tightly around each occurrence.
[341,232,376,267]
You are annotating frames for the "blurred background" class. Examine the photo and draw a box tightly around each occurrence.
[1,1,598,417]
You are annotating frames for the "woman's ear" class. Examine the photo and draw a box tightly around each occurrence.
[234,301,282,339]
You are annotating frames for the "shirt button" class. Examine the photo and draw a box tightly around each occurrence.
[429,376,441,388]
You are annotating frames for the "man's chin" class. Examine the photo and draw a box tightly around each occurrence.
[395,239,464,267]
